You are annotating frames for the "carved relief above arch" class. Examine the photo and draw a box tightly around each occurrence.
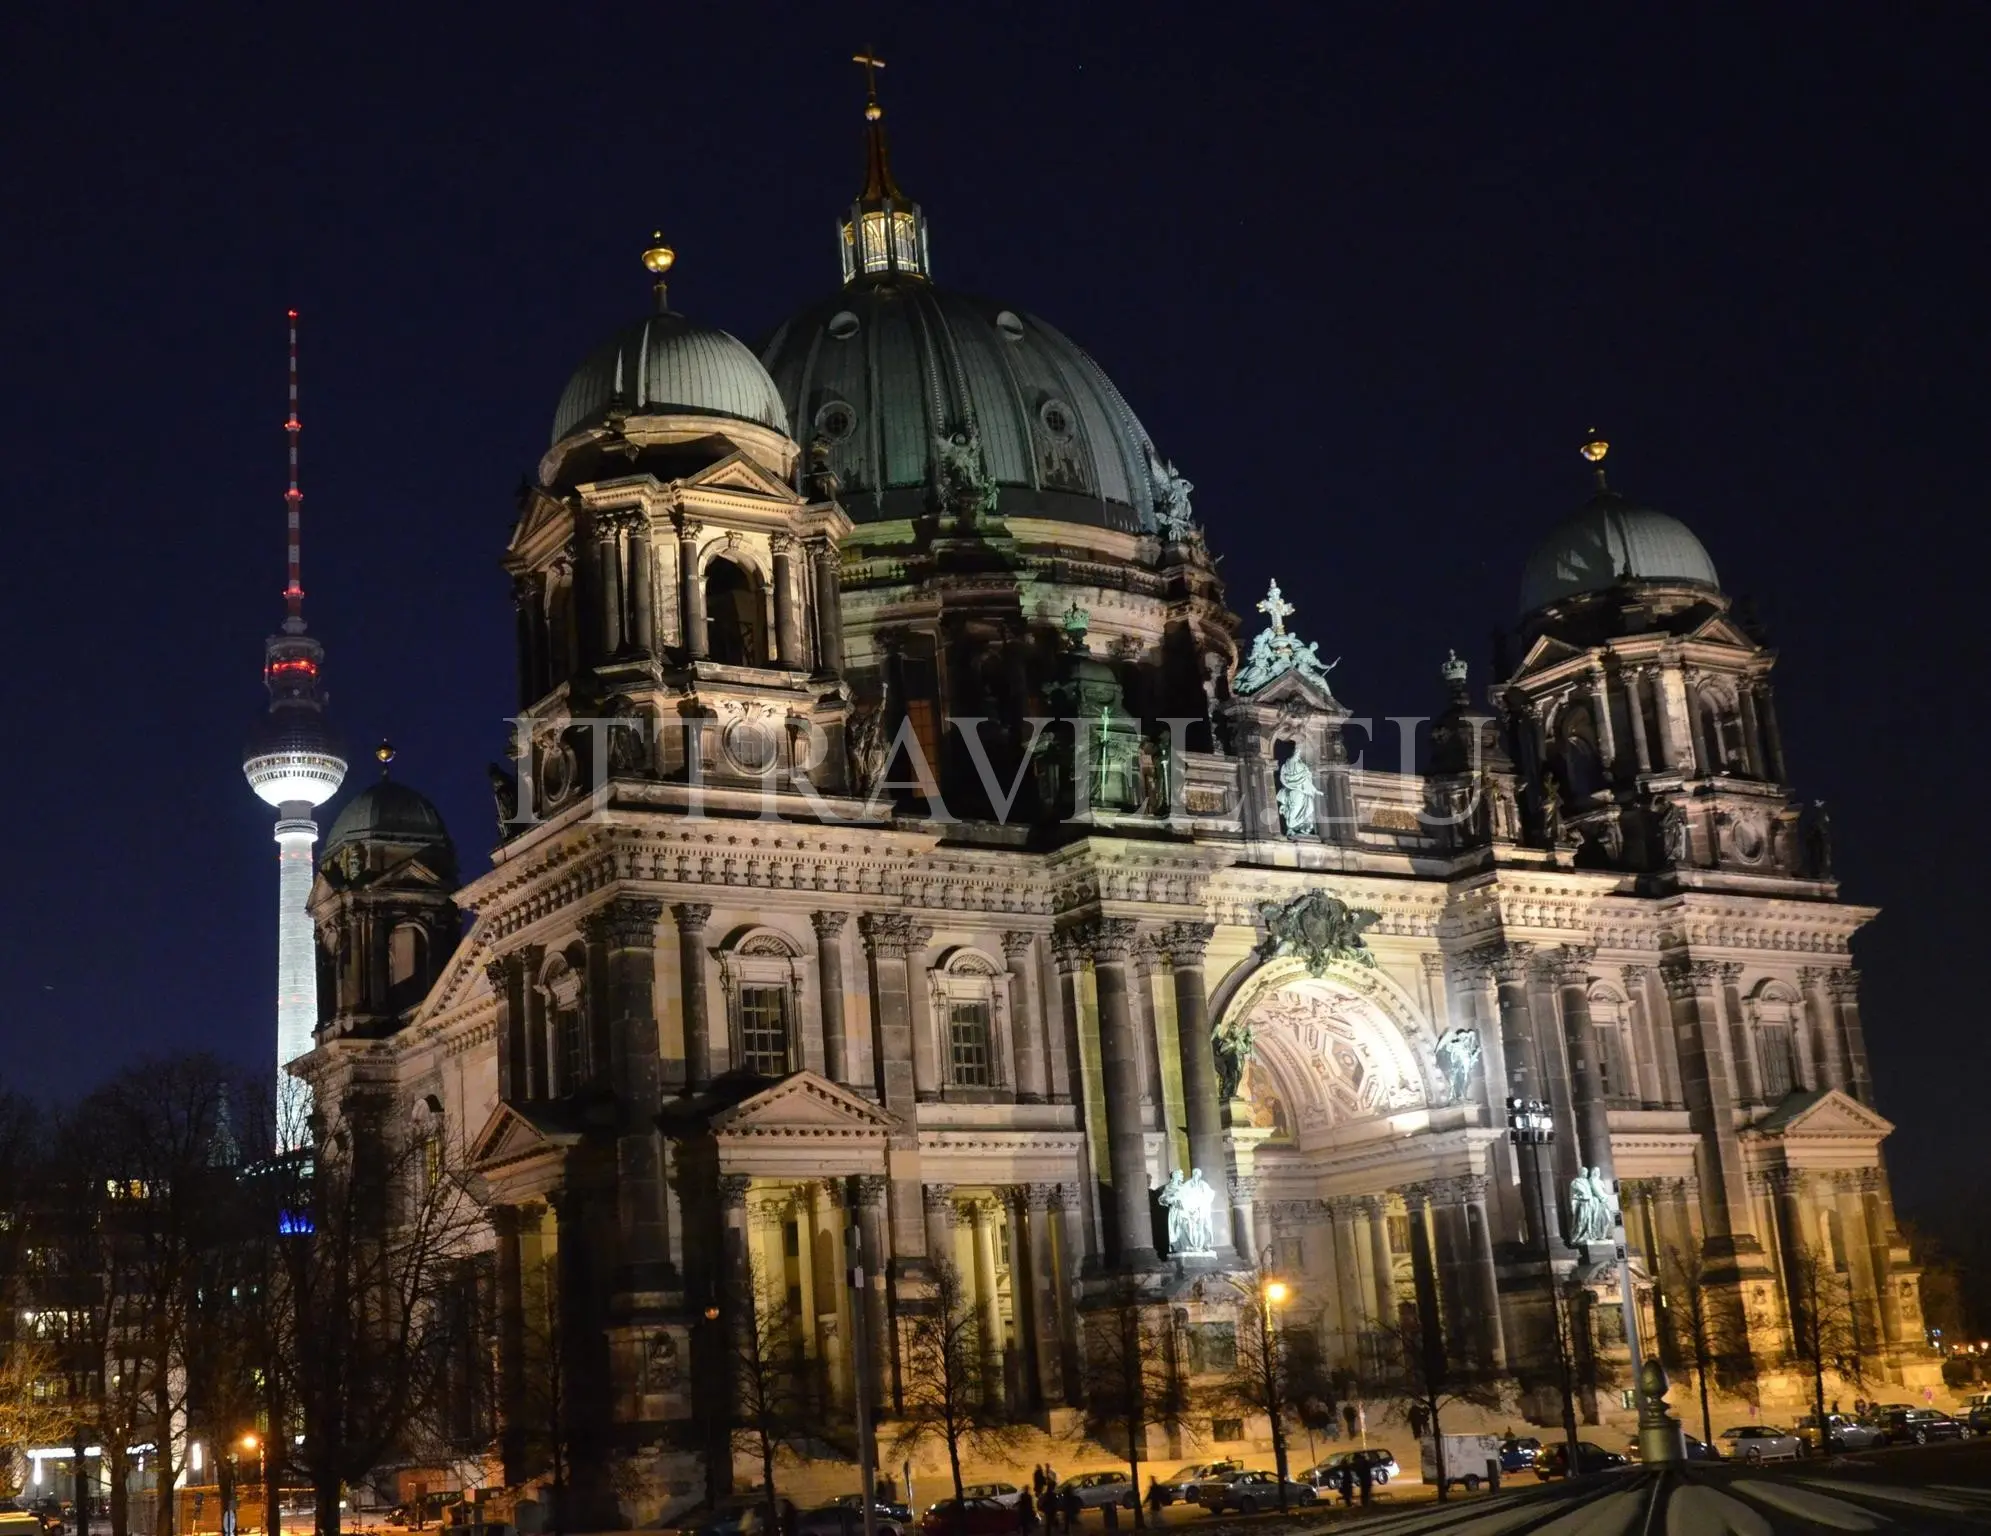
[1217,955,1437,1147]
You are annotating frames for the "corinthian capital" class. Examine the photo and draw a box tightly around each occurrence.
[1660,958,1721,1000]
[860,911,925,958]
[1162,920,1216,967]
[810,910,850,941]
[1538,944,1597,985]
[1074,917,1139,964]
[583,897,665,948]
[1476,940,1535,985]
[1824,969,1862,1002]
[671,901,714,934]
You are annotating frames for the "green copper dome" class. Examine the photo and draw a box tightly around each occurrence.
[325,779,455,866]
[1520,490,1721,615]
[760,283,1167,532]
[553,312,789,445]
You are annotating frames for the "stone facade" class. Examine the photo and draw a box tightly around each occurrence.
[294,132,1932,1530]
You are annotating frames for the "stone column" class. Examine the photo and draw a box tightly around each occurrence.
[923,1185,959,1277]
[519,944,549,1101]
[1132,938,1167,1124]
[1230,1174,1259,1261]
[488,956,528,1104]
[1686,674,1714,777]
[812,911,851,1086]
[807,537,844,675]
[1718,962,1760,1105]
[625,510,655,657]
[1587,662,1618,776]
[672,903,713,1090]
[1661,960,1755,1244]
[861,914,926,1119]
[771,533,801,667]
[1736,684,1764,778]
[1486,942,1563,1248]
[492,1205,528,1481]
[970,1200,1006,1397]
[1329,1198,1364,1365]
[1002,932,1049,1102]
[1756,683,1788,783]
[1624,668,1653,773]
[1080,917,1157,1266]
[1049,935,1103,1256]
[513,573,547,707]
[585,898,671,1293]
[1797,967,1846,1091]
[1549,946,1615,1189]
[1365,1195,1396,1326]
[1162,920,1235,1256]
[677,517,706,659]
[1464,1181,1508,1367]
[1827,971,1874,1104]
[1656,657,1690,771]
[851,1175,893,1410]
[1621,966,1661,1107]
[596,512,624,660]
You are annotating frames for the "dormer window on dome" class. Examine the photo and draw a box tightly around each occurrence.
[839,50,931,284]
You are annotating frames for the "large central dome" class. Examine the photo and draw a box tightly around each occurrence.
[758,85,1167,534]
[761,284,1164,532]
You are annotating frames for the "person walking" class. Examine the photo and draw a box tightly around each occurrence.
[1062,1487,1082,1534]
[1145,1479,1165,1527]
[1336,1466,1353,1507]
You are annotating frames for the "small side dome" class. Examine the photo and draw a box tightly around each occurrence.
[1520,490,1721,615]
[552,312,789,445]
[324,780,455,875]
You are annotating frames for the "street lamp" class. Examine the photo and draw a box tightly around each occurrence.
[1507,1098,1581,1470]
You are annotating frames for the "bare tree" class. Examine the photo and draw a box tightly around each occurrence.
[719,1269,810,1534]
[1785,1243,1863,1447]
[1654,1245,1757,1449]
[1077,1282,1190,1529]
[266,1097,484,1536]
[891,1261,1028,1534]
[1369,1301,1500,1501]
[1204,1264,1337,1510]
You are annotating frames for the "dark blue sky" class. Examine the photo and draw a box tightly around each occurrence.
[2,7,1984,1245]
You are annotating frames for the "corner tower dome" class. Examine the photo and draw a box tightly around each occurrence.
[552,310,789,445]
[759,61,1168,533]
[1519,436,1721,615]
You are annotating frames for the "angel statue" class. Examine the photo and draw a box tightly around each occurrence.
[1435,1027,1481,1104]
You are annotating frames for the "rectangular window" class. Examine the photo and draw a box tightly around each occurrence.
[1387,1214,1413,1254]
[1210,1418,1244,1443]
[949,1000,992,1087]
[740,986,791,1077]
[1759,1023,1795,1101]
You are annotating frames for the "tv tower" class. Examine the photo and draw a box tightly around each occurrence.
[243,311,346,1150]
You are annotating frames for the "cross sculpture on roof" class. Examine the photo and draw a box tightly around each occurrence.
[1257,579,1296,636]
[853,48,886,105]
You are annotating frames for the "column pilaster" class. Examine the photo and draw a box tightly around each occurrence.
[672,902,713,1090]
[812,911,852,1087]
[1661,960,1756,1251]
[1077,916,1158,1267]
[1002,932,1049,1102]
[677,516,706,659]
[1161,920,1236,1257]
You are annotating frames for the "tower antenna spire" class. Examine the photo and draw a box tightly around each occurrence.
[284,309,306,633]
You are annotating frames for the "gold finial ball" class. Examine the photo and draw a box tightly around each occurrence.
[376,740,396,767]
[642,231,676,275]
[864,102,883,121]
[1580,432,1610,464]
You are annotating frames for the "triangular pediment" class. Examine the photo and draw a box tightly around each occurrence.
[1754,1087,1894,1141]
[467,1100,580,1170]
[681,450,796,502]
[1512,633,1586,676]
[1685,612,1759,650]
[1232,665,1343,717]
[709,1072,899,1138]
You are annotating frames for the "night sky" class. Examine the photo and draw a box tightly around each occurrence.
[3,9,1984,1258]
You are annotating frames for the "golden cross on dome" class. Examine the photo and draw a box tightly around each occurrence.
[1257,580,1295,635]
[853,48,887,119]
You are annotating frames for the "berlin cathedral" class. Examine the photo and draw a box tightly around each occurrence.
[296,77,1934,1525]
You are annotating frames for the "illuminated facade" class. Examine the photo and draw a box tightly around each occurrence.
[295,86,1933,1525]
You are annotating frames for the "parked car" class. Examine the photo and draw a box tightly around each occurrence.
[1797,1414,1885,1452]
[1718,1426,1804,1463]
[828,1496,914,1526]
[1966,1404,1991,1439]
[1874,1407,1965,1445]
[688,1496,797,1536]
[957,1487,1025,1511]
[1301,1449,1400,1487]
[1056,1474,1137,1510]
[1534,1441,1631,1479]
[1498,1436,1542,1473]
[1160,1461,1243,1504]
[920,1500,1019,1536]
[1193,1471,1317,1514]
[798,1508,907,1536]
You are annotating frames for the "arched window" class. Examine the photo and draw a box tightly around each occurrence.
[1556,702,1605,801]
[1748,983,1802,1101]
[928,948,1012,1094]
[1588,985,1639,1105]
[704,557,765,666]
[536,952,587,1098]
[718,927,807,1079]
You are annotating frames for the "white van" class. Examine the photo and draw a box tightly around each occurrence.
[1420,1434,1506,1492]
